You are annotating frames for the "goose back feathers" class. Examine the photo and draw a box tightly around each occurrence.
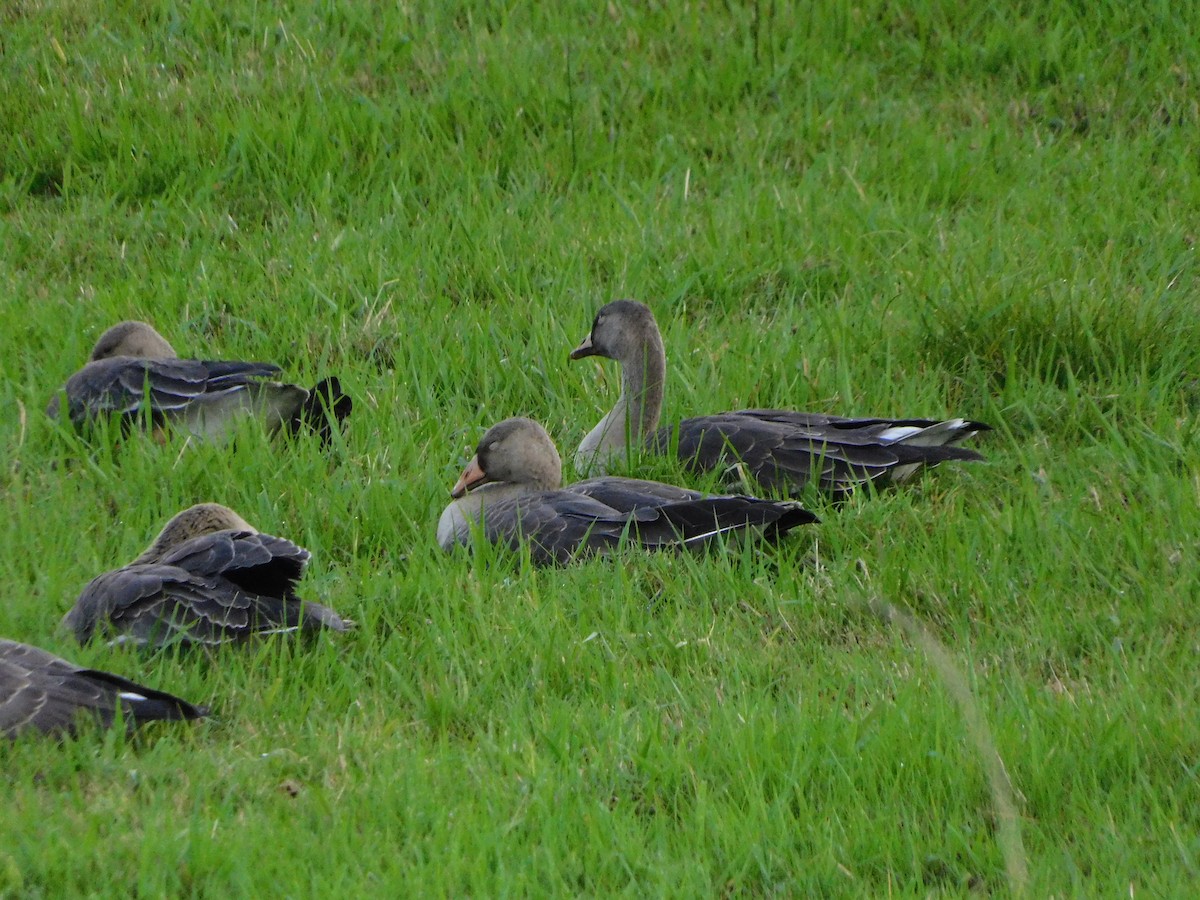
[49,321,352,444]
[438,417,816,566]
[1,638,207,739]
[64,503,351,648]
[571,300,989,495]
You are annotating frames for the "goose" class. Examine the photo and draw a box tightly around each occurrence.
[64,503,352,648]
[1,638,207,739]
[437,417,817,566]
[47,321,352,444]
[570,300,989,496]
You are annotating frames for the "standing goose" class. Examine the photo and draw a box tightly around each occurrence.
[64,503,351,648]
[437,417,817,566]
[1,638,207,739]
[48,320,352,444]
[570,300,989,496]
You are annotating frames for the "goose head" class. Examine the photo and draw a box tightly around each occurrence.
[133,503,257,564]
[570,301,668,473]
[451,417,563,498]
[90,321,177,361]
[569,299,661,365]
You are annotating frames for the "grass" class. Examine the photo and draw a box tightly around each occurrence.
[2,0,1199,894]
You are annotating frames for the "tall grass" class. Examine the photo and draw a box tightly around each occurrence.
[1,0,1198,894]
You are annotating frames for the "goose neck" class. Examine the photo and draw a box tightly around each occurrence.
[618,329,666,438]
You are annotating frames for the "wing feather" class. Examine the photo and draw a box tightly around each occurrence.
[65,530,345,648]
[464,483,815,566]
[0,639,206,738]
[651,410,988,495]
[61,357,283,426]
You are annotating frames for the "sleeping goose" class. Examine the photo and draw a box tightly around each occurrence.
[48,320,352,444]
[1,638,207,739]
[437,417,817,566]
[64,503,351,648]
[570,300,989,496]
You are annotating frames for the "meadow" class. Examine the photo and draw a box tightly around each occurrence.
[1,0,1198,894]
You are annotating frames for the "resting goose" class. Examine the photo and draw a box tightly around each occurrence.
[437,417,817,566]
[64,503,351,648]
[1,638,207,739]
[571,300,989,496]
[48,321,352,444]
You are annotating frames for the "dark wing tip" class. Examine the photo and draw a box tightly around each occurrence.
[288,376,353,445]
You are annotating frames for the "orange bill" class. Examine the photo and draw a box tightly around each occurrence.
[450,455,488,498]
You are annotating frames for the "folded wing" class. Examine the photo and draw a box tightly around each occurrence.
[0,639,207,738]
[657,412,990,495]
[65,531,349,648]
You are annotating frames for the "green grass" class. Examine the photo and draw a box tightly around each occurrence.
[2,0,1199,894]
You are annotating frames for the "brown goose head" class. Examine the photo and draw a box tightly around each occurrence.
[90,321,177,361]
[570,301,668,473]
[133,503,257,564]
[451,417,563,498]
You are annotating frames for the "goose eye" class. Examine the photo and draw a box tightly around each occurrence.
[489,441,500,452]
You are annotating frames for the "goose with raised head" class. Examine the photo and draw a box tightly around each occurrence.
[437,417,817,566]
[48,320,352,444]
[1,638,207,739]
[570,300,989,496]
[64,503,352,648]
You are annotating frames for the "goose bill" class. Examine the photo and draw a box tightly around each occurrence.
[569,333,596,360]
[450,456,489,498]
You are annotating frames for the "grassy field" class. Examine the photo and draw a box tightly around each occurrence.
[2,0,1198,894]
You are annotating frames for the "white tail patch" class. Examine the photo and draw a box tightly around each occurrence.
[888,463,922,483]
[878,425,924,443]
[886,418,968,447]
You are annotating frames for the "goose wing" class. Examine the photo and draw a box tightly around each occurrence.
[56,357,284,425]
[567,476,708,512]
[480,488,815,565]
[66,531,346,648]
[570,475,817,537]
[658,412,987,495]
[0,638,206,738]
[653,414,891,494]
[157,530,310,598]
[478,492,636,566]
[630,495,817,547]
[161,530,349,634]
[735,409,991,447]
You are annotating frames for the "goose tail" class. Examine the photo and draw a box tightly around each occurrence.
[289,377,353,445]
[657,497,818,547]
[884,417,991,449]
